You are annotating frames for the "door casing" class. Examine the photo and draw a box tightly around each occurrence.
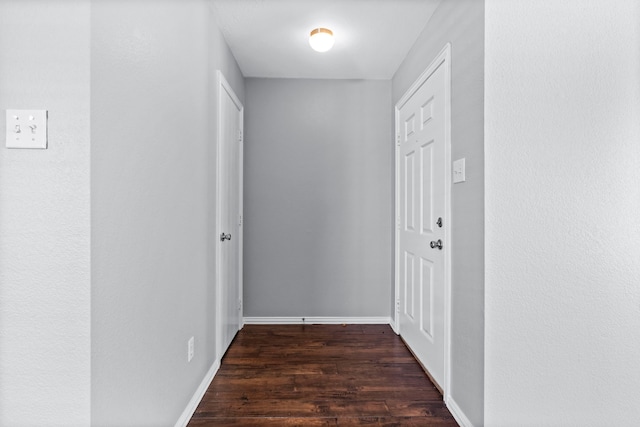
[393,43,452,401]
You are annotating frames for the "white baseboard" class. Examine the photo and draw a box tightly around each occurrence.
[446,395,475,427]
[174,359,220,427]
[243,316,392,325]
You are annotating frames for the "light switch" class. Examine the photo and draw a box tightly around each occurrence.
[6,110,48,149]
[453,158,466,183]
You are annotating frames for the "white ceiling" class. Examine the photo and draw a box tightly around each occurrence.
[210,0,441,80]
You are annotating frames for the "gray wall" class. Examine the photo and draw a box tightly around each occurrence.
[392,0,485,425]
[0,1,91,425]
[91,1,244,425]
[244,79,392,318]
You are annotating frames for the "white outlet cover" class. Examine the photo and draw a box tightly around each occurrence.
[6,109,48,149]
[453,158,466,183]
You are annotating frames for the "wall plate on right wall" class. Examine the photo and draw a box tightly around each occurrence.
[453,158,466,183]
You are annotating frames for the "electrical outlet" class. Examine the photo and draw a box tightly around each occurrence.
[188,336,195,362]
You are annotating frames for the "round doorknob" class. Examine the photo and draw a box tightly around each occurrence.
[430,239,443,250]
[220,233,231,242]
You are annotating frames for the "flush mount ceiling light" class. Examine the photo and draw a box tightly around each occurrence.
[309,28,334,52]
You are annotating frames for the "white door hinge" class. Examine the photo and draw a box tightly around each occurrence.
[237,129,243,142]
[239,215,243,226]
[396,134,401,146]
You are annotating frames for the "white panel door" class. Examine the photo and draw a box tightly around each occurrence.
[396,46,450,390]
[217,71,244,360]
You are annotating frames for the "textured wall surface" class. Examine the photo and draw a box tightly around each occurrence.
[91,1,244,425]
[392,1,485,425]
[485,1,640,425]
[0,1,91,425]
[244,78,392,318]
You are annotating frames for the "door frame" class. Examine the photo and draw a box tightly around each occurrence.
[393,43,452,400]
[215,70,244,362]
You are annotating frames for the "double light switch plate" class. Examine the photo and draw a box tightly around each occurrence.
[6,110,48,149]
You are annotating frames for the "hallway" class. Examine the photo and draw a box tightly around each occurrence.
[2,1,639,425]
[188,325,458,426]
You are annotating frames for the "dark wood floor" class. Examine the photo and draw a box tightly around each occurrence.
[188,324,458,426]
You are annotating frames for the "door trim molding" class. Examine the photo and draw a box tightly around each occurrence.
[215,70,244,362]
[393,42,452,399]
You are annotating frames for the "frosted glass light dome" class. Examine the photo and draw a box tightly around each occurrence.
[309,28,334,52]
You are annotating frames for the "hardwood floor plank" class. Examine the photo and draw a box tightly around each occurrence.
[188,324,458,426]
[336,417,459,426]
[189,417,338,426]
[218,363,339,377]
[384,399,455,418]
[200,387,443,403]
[195,399,390,418]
